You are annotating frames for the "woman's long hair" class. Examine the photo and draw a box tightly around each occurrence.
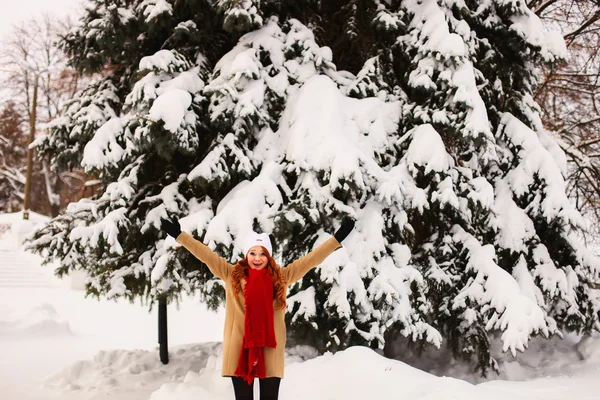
[232,246,286,310]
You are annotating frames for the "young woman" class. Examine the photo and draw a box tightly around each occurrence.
[160,218,354,400]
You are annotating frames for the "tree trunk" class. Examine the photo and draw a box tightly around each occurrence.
[158,299,169,364]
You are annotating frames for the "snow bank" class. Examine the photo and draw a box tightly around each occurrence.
[1,274,599,400]
[576,333,600,361]
[46,340,600,400]
[147,345,600,400]
[0,211,50,249]
[44,342,222,395]
[0,303,72,338]
[44,342,319,399]
[0,211,50,226]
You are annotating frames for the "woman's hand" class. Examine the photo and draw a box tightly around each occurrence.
[334,217,355,243]
[161,218,182,238]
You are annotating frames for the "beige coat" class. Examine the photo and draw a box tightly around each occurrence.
[177,232,341,378]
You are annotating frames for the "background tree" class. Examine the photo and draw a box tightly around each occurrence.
[27,0,600,376]
[0,102,27,212]
[0,14,86,216]
[532,0,600,240]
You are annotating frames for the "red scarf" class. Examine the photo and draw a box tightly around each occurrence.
[235,267,277,385]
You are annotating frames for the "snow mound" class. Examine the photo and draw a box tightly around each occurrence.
[0,211,50,248]
[282,346,435,399]
[0,211,50,226]
[17,337,600,400]
[150,346,592,400]
[44,341,320,399]
[0,304,71,338]
[576,334,600,361]
[44,342,222,395]
[148,352,230,400]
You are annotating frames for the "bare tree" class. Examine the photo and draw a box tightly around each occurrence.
[532,0,600,240]
[0,14,86,217]
[0,102,27,212]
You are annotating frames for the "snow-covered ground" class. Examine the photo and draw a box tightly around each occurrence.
[1,212,599,400]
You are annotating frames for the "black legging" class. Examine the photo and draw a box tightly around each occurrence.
[231,377,281,400]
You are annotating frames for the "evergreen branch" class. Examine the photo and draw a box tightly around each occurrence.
[135,114,158,124]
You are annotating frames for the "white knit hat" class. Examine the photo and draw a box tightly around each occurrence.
[243,232,273,256]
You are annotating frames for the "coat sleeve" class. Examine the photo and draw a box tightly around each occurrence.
[282,237,341,285]
[176,232,233,281]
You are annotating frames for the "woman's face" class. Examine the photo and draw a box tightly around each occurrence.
[247,246,268,270]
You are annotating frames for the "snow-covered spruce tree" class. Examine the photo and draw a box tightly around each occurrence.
[27,0,234,302]
[0,102,27,213]
[26,0,600,375]
[289,0,599,374]
[273,0,599,374]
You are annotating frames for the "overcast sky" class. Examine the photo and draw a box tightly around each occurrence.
[0,0,85,41]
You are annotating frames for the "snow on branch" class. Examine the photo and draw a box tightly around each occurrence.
[405,124,451,174]
[500,112,584,226]
[202,161,283,257]
[82,117,127,169]
[451,225,553,356]
[69,207,129,255]
[140,0,173,23]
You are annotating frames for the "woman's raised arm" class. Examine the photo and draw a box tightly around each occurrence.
[161,219,232,281]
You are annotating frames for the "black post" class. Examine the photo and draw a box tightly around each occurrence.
[158,298,169,364]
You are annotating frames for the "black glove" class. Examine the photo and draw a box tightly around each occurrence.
[161,218,182,238]
[334,217,355,243]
